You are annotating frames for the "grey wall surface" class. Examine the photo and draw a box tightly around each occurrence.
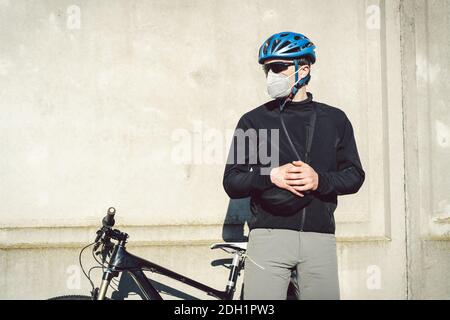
[401,0,450,299]
[0,0,449,299]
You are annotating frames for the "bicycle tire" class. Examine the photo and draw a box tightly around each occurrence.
[48,295,111,300]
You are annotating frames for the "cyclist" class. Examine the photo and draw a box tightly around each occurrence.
[223,32,365,300]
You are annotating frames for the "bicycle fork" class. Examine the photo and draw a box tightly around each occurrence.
[97,269,118,300]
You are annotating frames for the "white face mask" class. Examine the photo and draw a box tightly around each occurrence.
[266,68,304,99]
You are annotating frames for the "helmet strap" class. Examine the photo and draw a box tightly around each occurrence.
[291,60,299,97]
[292,60,311,94]
[280,60,311,111]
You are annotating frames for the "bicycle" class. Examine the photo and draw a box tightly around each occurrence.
[49,207,248,300]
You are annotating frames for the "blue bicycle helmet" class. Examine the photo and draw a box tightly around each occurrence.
[258,31,316,65]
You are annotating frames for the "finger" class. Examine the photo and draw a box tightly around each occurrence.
[287,165,302,173]
[284,173,302,180]
[287,172,308,179]
[293,184,313,192]
[285,175,312,184]
[286,181,301,186]
[288,167,307,175]
[286,177,312,186]
[287,186,304,197]
[285,179,303,186]
[293,160,309,167]
[294,176,312,183]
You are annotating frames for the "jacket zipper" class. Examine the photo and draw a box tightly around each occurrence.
[300,207,306,231]
[299,120,312,232]
[279,103,316,232]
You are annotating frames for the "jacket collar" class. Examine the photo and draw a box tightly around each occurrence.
[289,92,313,106]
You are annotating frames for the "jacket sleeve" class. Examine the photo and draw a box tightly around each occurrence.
[315,114,365,196]
[223,115,273,199]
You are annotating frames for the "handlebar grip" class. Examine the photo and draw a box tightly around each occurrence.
[107,207,116,216]
[102,207,116,227]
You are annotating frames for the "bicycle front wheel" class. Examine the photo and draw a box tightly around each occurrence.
[48,295,107,300]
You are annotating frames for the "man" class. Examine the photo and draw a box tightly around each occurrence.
[223,32,365,300]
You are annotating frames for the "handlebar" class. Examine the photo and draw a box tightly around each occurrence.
[102,207,116,228]
[94,207,128,249]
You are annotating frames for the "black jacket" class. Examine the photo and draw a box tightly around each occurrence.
[223,93,365,234]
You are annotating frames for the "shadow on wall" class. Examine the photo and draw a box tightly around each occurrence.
[221,198,253,242]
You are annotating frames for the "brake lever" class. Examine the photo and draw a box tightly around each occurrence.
[93,241,101,252]
[94,229,103,243]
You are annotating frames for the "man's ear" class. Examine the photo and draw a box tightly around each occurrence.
[300,65,310,79]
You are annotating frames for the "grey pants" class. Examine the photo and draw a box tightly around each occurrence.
[243,228,340,300]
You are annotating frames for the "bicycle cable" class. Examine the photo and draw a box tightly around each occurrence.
[90,243,131,295]
[91,245,108,269]
[79,241,97,293]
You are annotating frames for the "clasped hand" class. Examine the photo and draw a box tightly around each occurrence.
[269,161,319,197]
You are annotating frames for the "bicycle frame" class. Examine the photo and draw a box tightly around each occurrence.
[51,208,296,301]
[96,240,244,300]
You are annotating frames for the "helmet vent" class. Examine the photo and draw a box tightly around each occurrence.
[284,47,300,54]
[278,41,289,50]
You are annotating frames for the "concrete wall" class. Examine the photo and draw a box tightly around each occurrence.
[0,0,448,299]
[401,0,450,299]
